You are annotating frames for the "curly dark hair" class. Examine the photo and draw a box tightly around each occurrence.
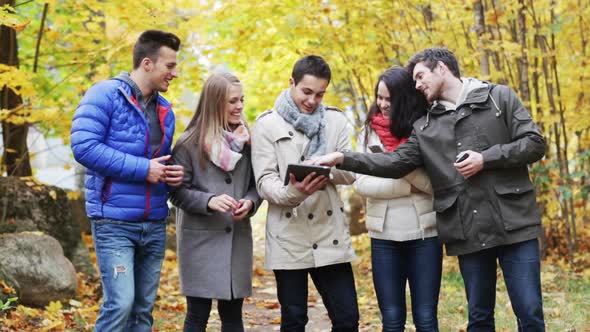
[407,47,461,79]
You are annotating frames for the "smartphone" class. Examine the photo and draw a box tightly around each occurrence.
[455,152,469,163]
[368,145,384,153]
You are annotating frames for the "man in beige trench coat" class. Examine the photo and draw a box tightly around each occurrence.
[251,55,360,332]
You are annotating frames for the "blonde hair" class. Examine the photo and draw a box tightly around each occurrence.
[176,72,243,166]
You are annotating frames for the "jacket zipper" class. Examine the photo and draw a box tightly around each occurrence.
[119,87,167,220]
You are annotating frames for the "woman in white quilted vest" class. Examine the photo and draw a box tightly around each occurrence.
[355,66,442,332]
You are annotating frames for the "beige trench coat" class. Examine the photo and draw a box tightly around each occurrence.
[251,108,356,270]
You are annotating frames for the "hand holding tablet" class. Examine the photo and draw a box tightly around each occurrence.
[283,163,331,186]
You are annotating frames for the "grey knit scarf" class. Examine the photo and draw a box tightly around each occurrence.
[274,89,327,157]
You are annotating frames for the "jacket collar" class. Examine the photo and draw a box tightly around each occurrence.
[428,79,491,115]
[112,72,160,107]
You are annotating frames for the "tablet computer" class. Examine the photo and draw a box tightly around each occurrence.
[283,163,331,186]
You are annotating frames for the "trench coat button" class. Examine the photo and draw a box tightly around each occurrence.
[225,178,232,184]
[515,188,520,192]
[340,207,344,212]
[225,227,232,233]
[473,210,478,214]
[327,210,333,216]
[312,244,318,249]
[457,142,462,147]
[300,156,305,162]
[308,213,314,220]
[288,131,294,136]
[482,242,486,247]
[285,212,292,218]
[460,112,465,116]
[333,239,339,245]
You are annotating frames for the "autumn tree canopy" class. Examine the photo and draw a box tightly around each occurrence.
[1,0,589,261]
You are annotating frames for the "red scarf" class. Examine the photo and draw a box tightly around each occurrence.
[369,113,407,152]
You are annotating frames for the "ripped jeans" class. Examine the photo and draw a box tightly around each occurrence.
[91,218,166,332]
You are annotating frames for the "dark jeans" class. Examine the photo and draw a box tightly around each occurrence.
[458,238,545,331]
[183,296,244,332]
[274,263,359,332]
[371,237,443,332]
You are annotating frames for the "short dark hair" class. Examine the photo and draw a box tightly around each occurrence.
[133,30,181,69]
[407,47,461,78]
[363,66,428,144]
[291,55,331,85]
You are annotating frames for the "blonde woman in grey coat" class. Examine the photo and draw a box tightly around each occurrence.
[170,73,261,332]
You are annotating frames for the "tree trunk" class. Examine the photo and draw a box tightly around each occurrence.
[517,0,530,101]
[474,0,490,77]
[0,0,32,177]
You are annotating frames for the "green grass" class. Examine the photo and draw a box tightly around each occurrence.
[351,233,590,331]
[159,205,590,331]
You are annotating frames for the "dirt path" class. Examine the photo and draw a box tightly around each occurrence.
[240,210,332,331]
[159,203,359,331]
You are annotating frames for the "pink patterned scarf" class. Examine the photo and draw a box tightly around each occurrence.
[208,123,250,172]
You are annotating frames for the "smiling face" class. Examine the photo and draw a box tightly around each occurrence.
[376,81,391,119]
[146,46,178,93]
[412,61,444,103]
[289,74,329,114]
[224,84,244,126]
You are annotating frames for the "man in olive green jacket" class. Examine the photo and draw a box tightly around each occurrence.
[314,48,546,331]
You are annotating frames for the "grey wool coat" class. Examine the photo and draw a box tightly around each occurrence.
[170,135,261,300]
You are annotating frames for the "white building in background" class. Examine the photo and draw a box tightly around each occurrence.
[26,126,79,190]
[0,83,201,191]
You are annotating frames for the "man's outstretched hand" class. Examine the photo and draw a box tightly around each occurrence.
[310,152,344,167]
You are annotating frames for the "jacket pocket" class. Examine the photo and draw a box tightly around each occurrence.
[413,193,436,231]
[493,181,541,231]
[100,177,112,203]
[433,192,465,243]
[365,199,387,232]
[455,125,490,152]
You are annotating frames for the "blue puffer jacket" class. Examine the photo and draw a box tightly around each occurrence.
[71,79,175,221]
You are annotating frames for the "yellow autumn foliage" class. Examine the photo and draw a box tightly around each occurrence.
[2,0,589,261]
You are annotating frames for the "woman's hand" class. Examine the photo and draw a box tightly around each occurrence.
[232,199,254,221]
[207,194,238,213]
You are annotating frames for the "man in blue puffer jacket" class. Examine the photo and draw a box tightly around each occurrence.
[71,30,184,332]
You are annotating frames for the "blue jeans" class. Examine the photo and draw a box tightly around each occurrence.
[183,296,244,332]
[371,237,443,332]
[91,218,166,332]
[274,263,359,332]
[458,238,545,331]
